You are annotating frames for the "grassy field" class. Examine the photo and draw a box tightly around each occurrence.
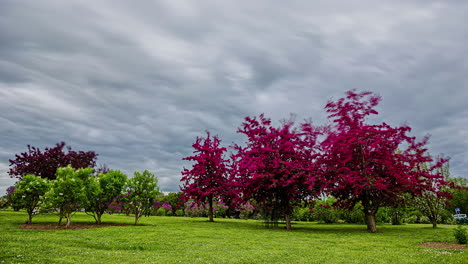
[0,209,466,263]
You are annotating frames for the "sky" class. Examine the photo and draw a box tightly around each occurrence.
[1,0,467,195]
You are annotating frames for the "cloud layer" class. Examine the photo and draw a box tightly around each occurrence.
[1,0,467,194]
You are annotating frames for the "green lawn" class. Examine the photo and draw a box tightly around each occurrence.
[0,209,465,263]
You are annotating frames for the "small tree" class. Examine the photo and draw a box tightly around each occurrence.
[124,170,161,225]
[234,115,322,230]
[410,157,450,228]
[181,132,231,222]
[10,174,49,224]
[9,142,97,180]
[163,192,185,215]
[85,170,127,224]
[44,166,93,227]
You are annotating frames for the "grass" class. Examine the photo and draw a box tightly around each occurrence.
[0,209,466,263]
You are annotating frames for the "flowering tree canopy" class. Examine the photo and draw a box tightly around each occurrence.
[234,114,322,230]
[321,90,452,232]
[85,170,127,224]
[181,131,232,222]
[9,142,97,180]
[44,166,94,227]
[123,170,161,225]
[10,174,49,224]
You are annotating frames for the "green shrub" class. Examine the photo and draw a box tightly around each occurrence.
[313,203,339,224]
[293,207,313,222]
[175,209,184,216]
[0,197,9,208]
[453,225,467,244]
[376,207,391,224]
[340,209,365,224]
[418,216,431,224]
[455,217,468,225]
[154,208,166,216]
[444,217,457,225]
[404,215,417,224]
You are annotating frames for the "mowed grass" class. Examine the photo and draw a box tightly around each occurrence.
[0,209,465,264]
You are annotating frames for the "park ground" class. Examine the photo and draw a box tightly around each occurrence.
[0,210,466,263]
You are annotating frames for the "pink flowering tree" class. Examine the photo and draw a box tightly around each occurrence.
[321,90,453,233]
[181,131,231,222]
[234,114,322,230]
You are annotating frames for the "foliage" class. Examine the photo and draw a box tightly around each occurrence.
[238,202,256,219]
[321,90,453,233]
[123,170,161,225]
[446,177,468,216]
[9,174,49,224]
[162,192,185,215]
[0,196,9,208]
[151,200,173,216]
[234,114,322,229]
[4,186,18,210]
[43,166,93,227]
[409,157,451,228]
[340,204,365,224]
[453,225,467,244]
[9,142,97,180]
[181,131,232,222]
[85,170,127,224]
[308,198,341,224]
[293,207,314,222]
[184,201,207,217]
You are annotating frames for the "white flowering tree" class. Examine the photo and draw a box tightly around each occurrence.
[44,166,93,227]
[123,170,161,225]
[84,170,127,224]
[10,174,49,224]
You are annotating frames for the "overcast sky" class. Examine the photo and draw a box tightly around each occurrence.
[1,0,467,195]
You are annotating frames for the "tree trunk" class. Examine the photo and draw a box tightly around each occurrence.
[431,218,437,228]
[27,212,33,224]
[285,214,292,230]
[208,195,214,222]
[97,213,102,225]
[134,213,140,225]
[65,215,71,228]
[364,212,377,233]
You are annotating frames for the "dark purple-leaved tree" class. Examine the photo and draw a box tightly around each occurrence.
[9,142,97,180]
[181,131,232,222]
[234,114,322,230]
[321,90,452,233]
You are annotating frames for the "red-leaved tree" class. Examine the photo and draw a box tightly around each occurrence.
[321,90,451,232]
[180,132,232,222]
[234,114,322,230]
[9,142,98,180]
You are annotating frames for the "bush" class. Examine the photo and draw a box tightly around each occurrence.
[404,215,417,224]
[0,197,9,208]
[312,202,339,224]
[340,209,365,224]
[238,203,256,219]
[418,216,431,224]
[455,217,468,225]
[453,225,467,244]
[293,207,314,222]
[376,207,391,224]
[175,209,184,216]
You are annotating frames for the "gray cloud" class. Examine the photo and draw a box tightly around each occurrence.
[1,0,467,194]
